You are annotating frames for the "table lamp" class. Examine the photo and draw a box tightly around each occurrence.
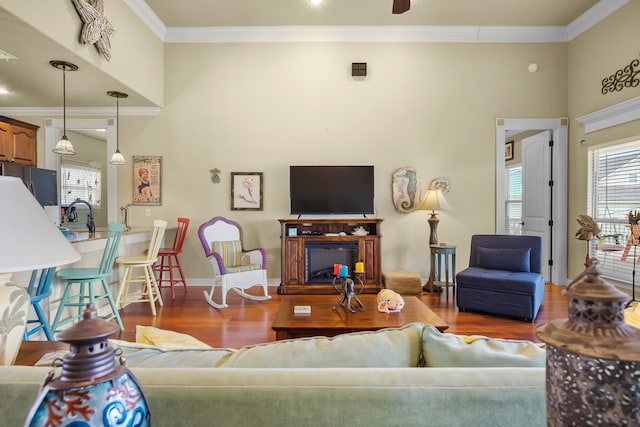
[414,188,452,245]
[0,176,80,280]
[0,176,80,363]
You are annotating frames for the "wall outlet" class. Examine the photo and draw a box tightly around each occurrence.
[144,208,151,217]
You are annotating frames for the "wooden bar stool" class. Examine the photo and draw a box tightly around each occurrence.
[153,217,190,298]
[116,219,167,315]
[52,223,125,333]
[23,267,57,340]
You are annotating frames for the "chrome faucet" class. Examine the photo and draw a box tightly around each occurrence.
[67,198,95,234]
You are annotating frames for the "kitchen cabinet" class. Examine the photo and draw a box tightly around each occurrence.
[0,116,38,166]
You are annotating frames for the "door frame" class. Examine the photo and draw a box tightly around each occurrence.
[495,118,568,285]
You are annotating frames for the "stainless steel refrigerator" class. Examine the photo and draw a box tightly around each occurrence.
[1,162,57,206]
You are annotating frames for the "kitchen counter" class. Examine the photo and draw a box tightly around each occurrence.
[65,227,152,246]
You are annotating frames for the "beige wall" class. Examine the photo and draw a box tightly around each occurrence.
[113,41,568,281]
[567,0,640,279]
[1,0,164,106]
[15,2,640,284]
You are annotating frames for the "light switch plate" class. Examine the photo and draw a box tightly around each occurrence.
[145,208,151,217]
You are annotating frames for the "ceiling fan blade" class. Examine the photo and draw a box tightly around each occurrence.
[392,0,410,14]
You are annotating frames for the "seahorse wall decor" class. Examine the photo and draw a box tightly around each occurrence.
[392,167,428,213]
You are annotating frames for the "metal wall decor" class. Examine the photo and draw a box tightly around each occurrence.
[210,168,221,183]
[601,56,639,94]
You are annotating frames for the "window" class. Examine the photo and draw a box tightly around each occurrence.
[60,160,101,207]
[588,140,640,285]
[505,166,522,234]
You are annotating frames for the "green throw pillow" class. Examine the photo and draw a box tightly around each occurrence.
[222,323,424,368]
[111,340,236,368]
[421,325,545,367]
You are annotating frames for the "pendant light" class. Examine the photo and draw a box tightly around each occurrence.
[50,60,78,155]
[107,90,128,165]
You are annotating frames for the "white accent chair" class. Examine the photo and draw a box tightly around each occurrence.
[198,216,271,308]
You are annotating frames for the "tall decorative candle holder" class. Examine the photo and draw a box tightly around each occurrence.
[332,264,365,314]
[535,259,640,426]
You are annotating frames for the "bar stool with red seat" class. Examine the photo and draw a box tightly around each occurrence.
[153,217,190,298]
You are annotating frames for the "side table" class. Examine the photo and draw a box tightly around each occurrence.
[425,244,456,299]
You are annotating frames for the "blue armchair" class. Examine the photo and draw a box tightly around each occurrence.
[456,234,545,321]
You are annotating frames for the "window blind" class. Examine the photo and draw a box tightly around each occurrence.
[61,160,101,207]
[588,140,640,285]
[505,166,522,235]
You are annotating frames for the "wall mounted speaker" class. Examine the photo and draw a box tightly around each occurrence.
[352,63,367,77]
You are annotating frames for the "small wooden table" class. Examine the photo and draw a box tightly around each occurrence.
[426,244,457,299]
[271,294,448,340]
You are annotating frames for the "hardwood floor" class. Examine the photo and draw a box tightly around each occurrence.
[112,283,569,348]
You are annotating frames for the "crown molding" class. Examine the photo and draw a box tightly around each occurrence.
[575,96,640,133]
[567,0,628,40]
[0,107,161,116]
[123,0,166,40]
[126,0,624,44]
[164,25,572,43]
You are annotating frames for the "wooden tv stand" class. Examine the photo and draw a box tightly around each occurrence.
[278,218,383,295]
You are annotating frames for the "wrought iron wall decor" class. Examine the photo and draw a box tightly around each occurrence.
[601,56,639,94]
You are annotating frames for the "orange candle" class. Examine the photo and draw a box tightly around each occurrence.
[355,262,364,273]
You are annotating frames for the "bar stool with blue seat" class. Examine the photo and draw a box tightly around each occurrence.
[51,223,125,333]
[23,267,57,340]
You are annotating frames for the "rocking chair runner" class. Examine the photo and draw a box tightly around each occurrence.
[198,216,271,308]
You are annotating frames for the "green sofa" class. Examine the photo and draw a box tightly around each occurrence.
[0,323,547,426]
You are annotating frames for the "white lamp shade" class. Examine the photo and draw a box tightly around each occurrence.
[0,176,80,273]
[110,150,126,165]
[52,135,75,155]
[414,189,452,212]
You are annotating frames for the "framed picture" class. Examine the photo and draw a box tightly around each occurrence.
[132,156,162,205]
[505,141,514,161]
[231,172,263,211]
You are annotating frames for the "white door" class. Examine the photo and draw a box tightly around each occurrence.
[522,131,552,281]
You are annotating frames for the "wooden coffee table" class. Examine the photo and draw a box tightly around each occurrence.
[271,294,448,340]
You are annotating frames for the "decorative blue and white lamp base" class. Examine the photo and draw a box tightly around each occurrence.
[25,304,151,426]
[27,371,149,427]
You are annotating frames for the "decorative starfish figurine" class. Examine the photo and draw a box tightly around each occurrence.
[71,0,116,61]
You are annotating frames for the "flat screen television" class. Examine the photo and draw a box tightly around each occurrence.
[289,165,375,215]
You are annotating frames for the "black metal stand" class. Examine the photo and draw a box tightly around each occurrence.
[627,243,638,307]
[332,273,365,314]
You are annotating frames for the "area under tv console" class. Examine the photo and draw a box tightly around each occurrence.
[278,218,383,295]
